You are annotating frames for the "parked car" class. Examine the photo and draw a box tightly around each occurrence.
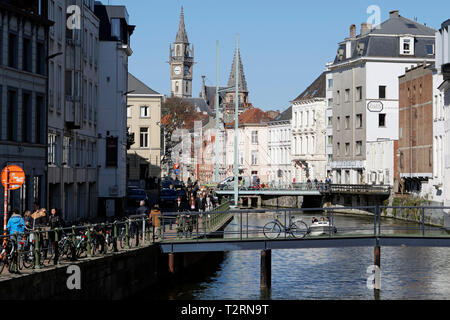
[159,188,178,206]
[126,188,148,207]
[217,177,234,190]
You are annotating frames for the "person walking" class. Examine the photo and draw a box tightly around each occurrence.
[175,196,186,238]
[136,200,149,216]
[48,208,65,255]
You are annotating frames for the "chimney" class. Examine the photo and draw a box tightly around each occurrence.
[390,10,399,18]
[350,24,356,38]
[361,23,372,35]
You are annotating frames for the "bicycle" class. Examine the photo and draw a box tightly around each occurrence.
[263,214,310,239]
[0,235,21,274]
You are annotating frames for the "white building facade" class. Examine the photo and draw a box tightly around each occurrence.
[291,73,327,183]
[224,109,271,184]
[436,19,450,206]
[329,11,435,186]
[268,108,292,187]
[95,3,134,217]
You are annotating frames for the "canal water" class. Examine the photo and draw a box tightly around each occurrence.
[148,210,450,300]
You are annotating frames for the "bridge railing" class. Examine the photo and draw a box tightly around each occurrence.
[216,183,392,194]
[157,205,450,243]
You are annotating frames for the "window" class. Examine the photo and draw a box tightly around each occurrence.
[345,143,350,156]
[328,98,333,107]
[328,135,333,145]
[22,92,32,143]
[328,116,332,127]
[336,142,340,156]
[379,113,386,127]
[22,38,32,72]
[328,79,333,89]
[400,37,414,55]
[251,151,258,165]
[345,116,350,129]
[63,136,73,166]
[8,33,18,68]
[356,141,362,156]
[111,18,121,40]
[426,44,434,55]
[356,114,363,128]
[140,106,150,118]
[7,89,18,141]
[48,133,57,165]
[379,86,386,99]
[127,106,131,118]
[336,90,340,104]
[36,42,46,75]
[252,131,258,144]
[337,117,340,131]
[345,89,350,102]
[36,96,45,144]
[140,128,149,148]
[356,86,362,100]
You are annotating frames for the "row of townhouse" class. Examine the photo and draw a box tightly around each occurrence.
[272,11,450,209]
[0,0,135,222]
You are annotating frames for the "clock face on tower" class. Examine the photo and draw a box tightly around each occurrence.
[174,66,181,76]
[184,66,190,76]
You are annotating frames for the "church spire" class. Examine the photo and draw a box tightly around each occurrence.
[227,49,248,92]
[175,6,189,44]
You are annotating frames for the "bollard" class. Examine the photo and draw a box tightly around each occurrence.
[87,225,92,258]
[54,228,59,266]
[34,230,40,269]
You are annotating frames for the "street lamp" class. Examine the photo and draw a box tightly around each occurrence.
[214,35,240,207]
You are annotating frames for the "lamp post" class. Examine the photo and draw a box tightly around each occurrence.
[234,34,239,207]
[215,41,220,183]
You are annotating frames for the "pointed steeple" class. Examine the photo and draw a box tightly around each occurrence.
[227,49,248,92]
[175,6,189,44]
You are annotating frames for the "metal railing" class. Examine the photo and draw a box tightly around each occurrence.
[157,205,450,243]
[217,183,391,194]
[0,216,155,276]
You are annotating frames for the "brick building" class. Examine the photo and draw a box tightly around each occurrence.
[395,63,434,194]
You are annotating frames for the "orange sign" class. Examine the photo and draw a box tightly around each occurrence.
[1,165,25,190]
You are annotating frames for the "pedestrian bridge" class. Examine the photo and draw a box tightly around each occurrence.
[158,205,450,254]
[214,183,391,197]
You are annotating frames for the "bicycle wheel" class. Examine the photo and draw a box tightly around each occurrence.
[263,222,281,239]
[21,250,35,269]
[291,221,309,239]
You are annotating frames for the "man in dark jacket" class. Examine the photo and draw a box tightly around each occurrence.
[136,200,149,216]
[48,208,65,255]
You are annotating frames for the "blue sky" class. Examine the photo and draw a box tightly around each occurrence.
[106,0,450,112]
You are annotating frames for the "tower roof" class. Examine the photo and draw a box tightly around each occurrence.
[227,49,248,92]
[175,6,189,44]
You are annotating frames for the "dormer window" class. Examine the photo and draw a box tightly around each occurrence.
[337,48,344,61]
[400,36,414,55]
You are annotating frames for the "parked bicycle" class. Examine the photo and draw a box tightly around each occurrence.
[263,214,310,239]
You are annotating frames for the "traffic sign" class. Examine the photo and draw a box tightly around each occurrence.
[1,165,25,190]
[174,164,180,170]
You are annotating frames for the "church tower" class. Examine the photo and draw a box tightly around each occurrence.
[170,7,194,98]
[223,48,251,122]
